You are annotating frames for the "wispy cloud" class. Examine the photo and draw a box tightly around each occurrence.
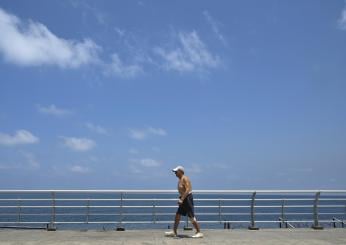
[69,0,108,26]
[0,7,223,78]
[129,158,162,173]
[69,165,91,174]
[338,4,346,30]
[129,127,167,140]
[0,7,101,68]
[203,10,227,46]
[37,104,72,117]
[0,151,40,170]
[185,163,203,174]
[21,152,40,168]
[85,122,108,135]
[61,136,96,152]
[137,158,161,167]
[0,130,39,146]
[129,148,139,154]
[104,53,143,78]
[154,31,220,73]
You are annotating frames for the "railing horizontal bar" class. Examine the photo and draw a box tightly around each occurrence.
[2,198,345,202]
[319,205,346,207]
[3,204,340,208]
[0,222,49,224]
[1,220,341,225]
[1,197,345,202]
[1,189,346,193]
[3,212,344,217]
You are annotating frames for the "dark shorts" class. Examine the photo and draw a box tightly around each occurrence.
[177,193,195,218]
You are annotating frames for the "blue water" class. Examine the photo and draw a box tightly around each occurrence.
[0,192,345,230]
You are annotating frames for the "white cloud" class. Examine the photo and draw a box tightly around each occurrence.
[0,7,100,68]
[61,136,95,152]
[203,10,227,46]
[154,31,220,73]
[70,165,91,174]
[339,5,346,30]
[37,104,72,117]
[0,130,39,146]
[129,158,161,174]
[104,53,143,78]
[129,127,167,140]
[138,158,161,167]
[85,122,108,135]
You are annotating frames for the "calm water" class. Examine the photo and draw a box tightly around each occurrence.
[0,192,345,230]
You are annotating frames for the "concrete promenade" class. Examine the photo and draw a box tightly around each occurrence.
[0,229,346,244]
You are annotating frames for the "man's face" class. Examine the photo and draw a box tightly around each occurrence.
[174,170,182,178]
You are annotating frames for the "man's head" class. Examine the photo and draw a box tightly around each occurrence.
[172,165,185,178]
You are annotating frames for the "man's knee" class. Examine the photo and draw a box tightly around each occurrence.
[189,216,197,223]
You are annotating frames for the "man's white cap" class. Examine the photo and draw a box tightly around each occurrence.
[172,165,184,173]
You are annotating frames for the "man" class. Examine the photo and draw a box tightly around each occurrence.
[165,165,203,238]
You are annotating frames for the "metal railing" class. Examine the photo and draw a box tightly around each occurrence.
[0,190,345,230]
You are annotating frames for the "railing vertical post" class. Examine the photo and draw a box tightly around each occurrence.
[312,191,323,230]
[219,199,222,224]
[86,199,90,224]
[184,214,192,230]
[344,204,346,228]
[183,196,192,230]
[248,192,259,230]
[281,199,286,228]
[17,198,22,224]
[47,191,56,231]
[153,199,156,224]
[116,192,125,231]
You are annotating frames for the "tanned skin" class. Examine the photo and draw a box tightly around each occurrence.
[173,170,201,235]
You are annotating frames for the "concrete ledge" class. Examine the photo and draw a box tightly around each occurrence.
[0,229,345,244]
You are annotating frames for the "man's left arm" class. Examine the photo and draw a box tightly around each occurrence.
[179,177,191,203]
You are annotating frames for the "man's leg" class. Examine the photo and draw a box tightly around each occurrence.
[173,213,181,235]
[190,216,201,233]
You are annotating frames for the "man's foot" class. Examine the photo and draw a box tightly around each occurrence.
[191,232,204,238]
[164,231,177,237]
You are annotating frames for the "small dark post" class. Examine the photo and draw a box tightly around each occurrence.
[248,192,259,230]
[17,198,22,225]
[152,199,156,224]
[281,199,286,228]
[47,191,56,231]
[184,215,192,230]
[311,191,323,230]
[116,192,125,231]
[86,199,90,224]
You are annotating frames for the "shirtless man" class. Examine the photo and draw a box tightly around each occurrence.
[165,165,203,238]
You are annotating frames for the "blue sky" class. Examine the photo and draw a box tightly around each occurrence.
[0,0,346,189]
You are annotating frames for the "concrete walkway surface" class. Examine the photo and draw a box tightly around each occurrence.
[0,228,345,244]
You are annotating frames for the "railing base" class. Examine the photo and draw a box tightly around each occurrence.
[248,226,259,230]
[311,225,324,230]
[116,227,125,231]
[184,227,193,231]
[46,223,56,231]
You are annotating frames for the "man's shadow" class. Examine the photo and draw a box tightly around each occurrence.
[176,234,193,239]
